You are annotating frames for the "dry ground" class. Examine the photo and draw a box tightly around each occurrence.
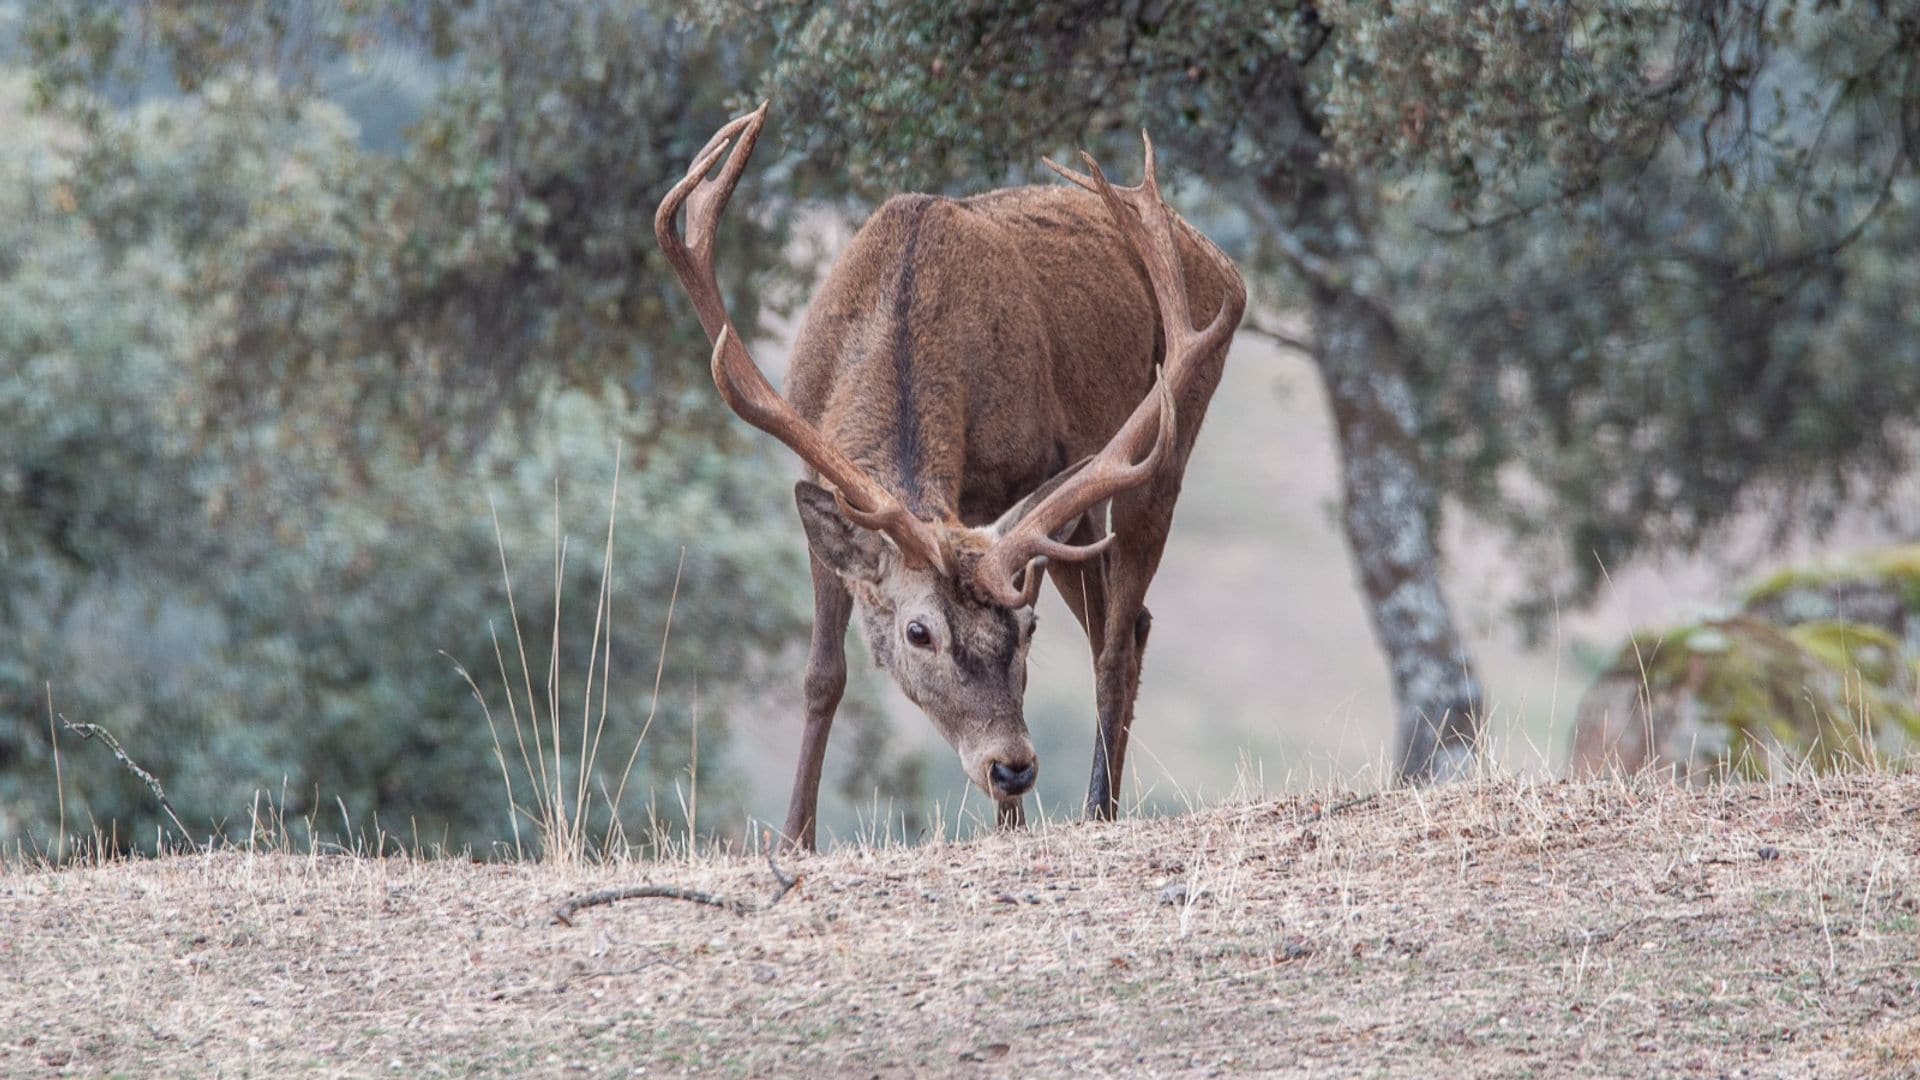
[4,777,1919,1078]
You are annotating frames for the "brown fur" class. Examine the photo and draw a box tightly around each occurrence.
[654,109,1247,849]
[787,186,1239,526]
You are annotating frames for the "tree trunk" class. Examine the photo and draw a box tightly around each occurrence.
[1310,285,1485,782]
[1238,80,1487,782]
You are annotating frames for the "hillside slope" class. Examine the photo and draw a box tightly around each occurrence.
[5,777,1918,1076]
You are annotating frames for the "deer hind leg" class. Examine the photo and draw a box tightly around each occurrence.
[1085,499,1175,821]
[784,554,853,851]
[1042,517,1129,817]
[1046,514,1111,664]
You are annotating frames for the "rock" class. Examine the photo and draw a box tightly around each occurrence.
[1158,882,1207,906]
[1743,545,1920,652]
[1567,613,1920,780]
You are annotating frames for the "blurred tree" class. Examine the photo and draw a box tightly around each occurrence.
[1,1,924,853]
[1342,2,1920,630]
[28,0,799,442]
[0,64,812,849]
[712,0,1920,780]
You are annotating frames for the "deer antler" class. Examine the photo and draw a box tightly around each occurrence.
[972,132,1242,608]
[655,105,952,575]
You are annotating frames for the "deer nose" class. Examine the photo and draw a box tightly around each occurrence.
[989,759,1038,797]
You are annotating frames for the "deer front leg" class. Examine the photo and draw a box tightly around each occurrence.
[784,555,852,851]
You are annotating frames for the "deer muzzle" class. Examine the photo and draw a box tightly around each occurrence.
[961,731,1039,800]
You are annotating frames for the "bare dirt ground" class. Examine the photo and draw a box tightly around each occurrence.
[5,776,1918,1078]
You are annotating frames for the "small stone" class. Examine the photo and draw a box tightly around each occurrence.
[958,1042,1011,1063]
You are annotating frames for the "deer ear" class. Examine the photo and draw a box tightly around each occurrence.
[991,456,1103,543]
[795,481,890,584]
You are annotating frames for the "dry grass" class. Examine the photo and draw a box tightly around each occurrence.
[4,775,1918,1077]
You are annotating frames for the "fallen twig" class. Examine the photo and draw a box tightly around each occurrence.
[1564,914,1650,948]
[554,884,745,923]
[764,852,800,906]
[554,852,802,926]
[1312,792,1379,820]
[57,713,193,845]
[1276,792,1383,853]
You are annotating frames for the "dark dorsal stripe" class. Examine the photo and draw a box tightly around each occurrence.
[890,196,936,512]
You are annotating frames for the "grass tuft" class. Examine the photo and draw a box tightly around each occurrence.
[446,449,696,865]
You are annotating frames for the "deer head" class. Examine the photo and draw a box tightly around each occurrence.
[794,483,1045,800]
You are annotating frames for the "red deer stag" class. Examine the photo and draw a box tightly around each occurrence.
[656,105,1245,849]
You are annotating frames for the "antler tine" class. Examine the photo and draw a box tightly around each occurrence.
[655,103,769,340]
[977,132,1241,608]
[974,369,1177,608]
[1040,128,1155,198]
[660,108,952,576]
[1044,132,1239,380]
[708,327,949,571]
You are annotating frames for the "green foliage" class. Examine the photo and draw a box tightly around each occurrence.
[344,1,797,431]
[709,3,1321,191]
[1376,4,1920,614]
[1594,615,1919,779]
[1578,545,1920,780]
[29,0,799,437]
[0,5,926,854]
[1745,546,1920,612]
[1742,545,1920,667]
[1312,1,1680,208]
[1398,163,1920,622]
[0,71,811,842]
[722,0,1920,615]
[1324,3,1914,221]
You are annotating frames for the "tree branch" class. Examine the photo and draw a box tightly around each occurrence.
[56,713,194,846]
[1244,318,1314,354]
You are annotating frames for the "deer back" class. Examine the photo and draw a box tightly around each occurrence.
[784,185,1240,528]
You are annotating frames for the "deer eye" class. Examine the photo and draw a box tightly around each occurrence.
[904,620,934,650]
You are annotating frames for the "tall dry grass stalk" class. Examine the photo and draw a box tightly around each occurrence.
[447,449,689,864]
[46,684,66,864]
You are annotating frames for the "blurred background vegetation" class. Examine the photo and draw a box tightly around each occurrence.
[3,1,1917,855]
